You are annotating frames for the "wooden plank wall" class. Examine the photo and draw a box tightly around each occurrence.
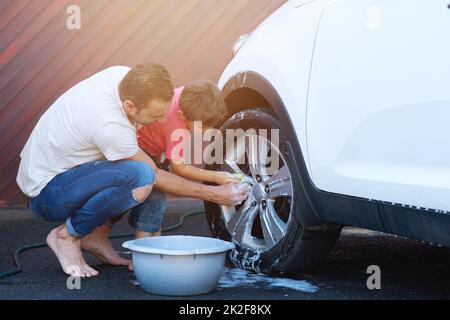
[0,0,286,207]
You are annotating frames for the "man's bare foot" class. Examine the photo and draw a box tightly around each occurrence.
[46,225,99,277]
[81,224,130,267]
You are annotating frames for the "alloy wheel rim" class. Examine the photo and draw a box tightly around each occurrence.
[219,133,294,251]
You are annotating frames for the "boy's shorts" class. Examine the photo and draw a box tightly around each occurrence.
[128,188,166,233]
[110,158,168,232]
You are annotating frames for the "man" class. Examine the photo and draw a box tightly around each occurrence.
[16,64,248,278]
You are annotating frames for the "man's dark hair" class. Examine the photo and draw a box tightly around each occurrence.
[119,63,174,108]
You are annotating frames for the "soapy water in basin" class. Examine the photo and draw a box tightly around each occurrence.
[124,236,235,255]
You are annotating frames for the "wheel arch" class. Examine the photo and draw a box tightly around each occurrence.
[220,71,335,230]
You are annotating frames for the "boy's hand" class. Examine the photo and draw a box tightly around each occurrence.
[213,171,242,185]
[210,183,249,206]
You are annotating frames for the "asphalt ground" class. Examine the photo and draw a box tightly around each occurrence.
[1,197,450,300]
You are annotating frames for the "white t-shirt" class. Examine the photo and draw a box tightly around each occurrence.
[17,66,139,197]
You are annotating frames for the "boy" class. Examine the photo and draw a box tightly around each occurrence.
[133,80,240,238]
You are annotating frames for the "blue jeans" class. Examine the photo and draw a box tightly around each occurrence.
[29,160,164,237]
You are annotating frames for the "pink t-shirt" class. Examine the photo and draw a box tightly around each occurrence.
[137,87,188,162]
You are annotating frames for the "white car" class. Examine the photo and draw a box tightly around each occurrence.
[204,0,450,274]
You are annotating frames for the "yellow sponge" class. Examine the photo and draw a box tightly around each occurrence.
[231,173,246,181]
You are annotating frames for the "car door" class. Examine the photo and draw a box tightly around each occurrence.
[307,0,450,212]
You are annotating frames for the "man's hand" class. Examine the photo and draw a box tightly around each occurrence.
[213,171,242,185]
[209,183,249,206]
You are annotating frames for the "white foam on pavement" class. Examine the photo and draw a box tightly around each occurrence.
[218,268,318,293]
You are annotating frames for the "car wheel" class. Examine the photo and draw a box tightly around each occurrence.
[204,108,341,274]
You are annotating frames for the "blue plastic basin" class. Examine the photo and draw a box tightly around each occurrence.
[122,235,235,296]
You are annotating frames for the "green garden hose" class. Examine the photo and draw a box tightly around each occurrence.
[0,210,205,279]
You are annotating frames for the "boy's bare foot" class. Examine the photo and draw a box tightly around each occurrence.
[46,225,99,277]
[135,228,161,239]
[127,229,162,272]
[81,224,130,267]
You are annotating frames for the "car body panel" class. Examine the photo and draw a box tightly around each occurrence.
[307,0,450,212]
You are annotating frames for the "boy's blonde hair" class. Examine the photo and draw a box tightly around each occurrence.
[179,80,227,128]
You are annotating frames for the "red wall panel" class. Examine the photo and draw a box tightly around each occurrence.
[0,0,286,207]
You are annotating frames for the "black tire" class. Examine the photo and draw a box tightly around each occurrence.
[204,109,341,274]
